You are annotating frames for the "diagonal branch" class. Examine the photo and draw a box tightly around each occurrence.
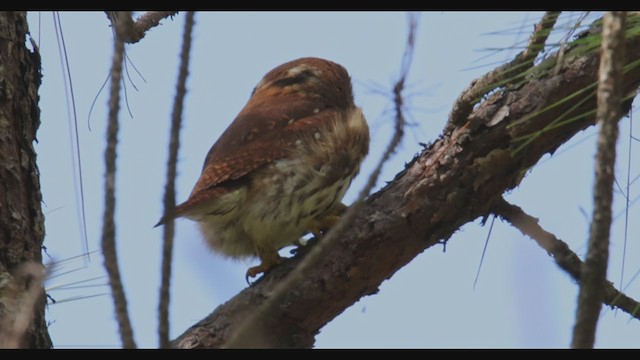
[172,13,640,348]
[492,198,639,321]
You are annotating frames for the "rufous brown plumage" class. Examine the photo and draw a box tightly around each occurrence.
[156,57,370,279]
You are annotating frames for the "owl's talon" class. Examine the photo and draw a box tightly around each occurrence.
[245,253,283,284]
[305,203,349,238]
[290,238,308,255]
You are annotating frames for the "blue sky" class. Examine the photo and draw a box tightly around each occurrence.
[29,11,639,348]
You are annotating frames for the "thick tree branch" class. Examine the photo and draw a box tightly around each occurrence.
[173,13,640,348]
[572,11,626,349]
[492,198,639,321]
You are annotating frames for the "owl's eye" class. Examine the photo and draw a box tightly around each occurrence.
[273,69,315,88]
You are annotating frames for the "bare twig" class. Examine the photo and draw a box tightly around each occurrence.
[445,11,561,134]
[101,11,136,349]
[493,198,639,321]
[619,100,633,303]
[107,11,178,44]
[223,13,419,348]
[473,215,496,290]
[572,11,627,349]
[159,11,196,349]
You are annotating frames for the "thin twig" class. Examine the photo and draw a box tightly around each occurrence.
[159,11,196,349]
[223,13,419,348]
[473,215,495,290]
[572,11,626,349]
[101,11,136,349]
[445,11,561,134]
[492,198,639,321]
[619,107,632,299]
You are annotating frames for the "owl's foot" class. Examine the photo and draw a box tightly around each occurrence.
[245,251,283,284]
[289,238,307,255]
[306,203,348,238]
[290,237,317,256]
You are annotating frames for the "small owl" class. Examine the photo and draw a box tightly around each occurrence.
[157,57,369,279]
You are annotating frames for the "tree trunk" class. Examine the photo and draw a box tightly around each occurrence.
[0,11,52,348]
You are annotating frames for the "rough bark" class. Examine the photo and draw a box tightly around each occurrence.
[171,15,640,348]
[572,11,626,349]
[159,11,195,348]
[106,11,178,44]
[0,11,52,348]
[102,11,136,349]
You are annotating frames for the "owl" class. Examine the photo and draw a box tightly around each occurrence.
[157,57,369,279]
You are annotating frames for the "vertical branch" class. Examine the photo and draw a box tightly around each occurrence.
[571,11,626,349]
[158,11,196,349]
[102,11,137,349]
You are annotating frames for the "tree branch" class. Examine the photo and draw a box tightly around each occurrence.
[572,11,627,349]
[102,11,136,349]
[445,11,561,134]
[492,198,639,321]
[172,13,640,348]
[107,11,178,44]
[158,11,195,349]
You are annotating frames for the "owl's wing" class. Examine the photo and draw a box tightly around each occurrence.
[192,97,333,193]
[155,97,337,226]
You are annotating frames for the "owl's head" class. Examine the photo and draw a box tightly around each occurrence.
[251,57,354,110]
